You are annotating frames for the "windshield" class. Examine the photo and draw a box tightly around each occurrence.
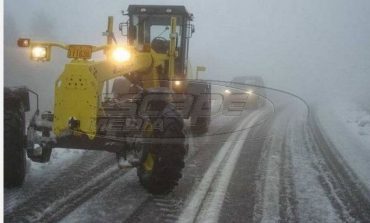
[132,14,182,47]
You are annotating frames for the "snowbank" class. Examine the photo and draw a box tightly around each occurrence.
[315,102,370,189]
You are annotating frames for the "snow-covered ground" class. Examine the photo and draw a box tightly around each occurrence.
[30,148,85,173]
[5,149,85,213]
[315,102,370,189]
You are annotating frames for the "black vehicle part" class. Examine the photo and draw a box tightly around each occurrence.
[27,110,53,163]
[151,37,169,54]
[137,103,186,194]
[27,142,52,163]
[4,87,28,188]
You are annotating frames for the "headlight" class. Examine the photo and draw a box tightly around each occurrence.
[112,47,131,63]
[31,46,48,60]
[174,80,181,86]
[224,89,231,94]
[246,90,253,94]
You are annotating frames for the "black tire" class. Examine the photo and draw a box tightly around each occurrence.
[4,109,26,188]
[137,105,186,195]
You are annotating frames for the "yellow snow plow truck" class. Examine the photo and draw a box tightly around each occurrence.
[9,5,211,194]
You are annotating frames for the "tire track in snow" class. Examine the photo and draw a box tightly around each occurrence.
[59,169,149,223]
[177,110,263,223]
[4,150,85,214]
[38,167,125,222]
[252,104,310,223]
[278,132,299,223]
[252,106,295,223]
[253,117,285,222]
[4,151,121,222]
[196,125,259,222]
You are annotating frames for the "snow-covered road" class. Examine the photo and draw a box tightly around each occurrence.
[4,91,370,223]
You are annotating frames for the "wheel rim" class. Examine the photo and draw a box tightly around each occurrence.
[143,152,155,172]
[141,122,155,172]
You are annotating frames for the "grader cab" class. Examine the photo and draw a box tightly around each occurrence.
[9,5,211,194]
[125,5,194,85]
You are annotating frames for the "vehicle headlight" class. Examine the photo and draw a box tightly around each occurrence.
[112,47,131,63]
[224,89,231,94]
[246,90,253,94]
[174,80,181,86]
[31,46,47,60]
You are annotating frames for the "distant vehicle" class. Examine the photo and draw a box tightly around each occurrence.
[227,76,266,110]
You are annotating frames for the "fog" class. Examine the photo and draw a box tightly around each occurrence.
[4,0,370,111]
